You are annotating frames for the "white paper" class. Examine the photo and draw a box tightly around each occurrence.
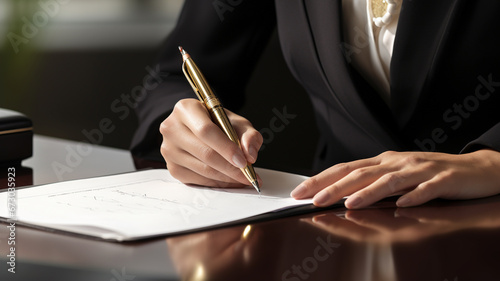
[0,168,313,241]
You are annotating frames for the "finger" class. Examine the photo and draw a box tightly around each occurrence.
[394,206,451,223]
[165,128,250,185]
[396,176,448,207]
[346,169,432,209]
[168,163,248,188]
[291,156,381,199]
[226,110,262,164]
[345,209,416,231]
[310,213,379,242]
[176,100,248,169]
[166,144,247,186]
[311,164,396,207]
[161,116,249,185]
[250,172,264,189]
[239,128,262,164]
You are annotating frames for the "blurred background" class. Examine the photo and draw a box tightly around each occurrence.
[0,0,318,175]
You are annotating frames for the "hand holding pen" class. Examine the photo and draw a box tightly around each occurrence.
[159,47,263,190]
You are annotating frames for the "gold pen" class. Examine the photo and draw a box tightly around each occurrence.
[178,46,261,194]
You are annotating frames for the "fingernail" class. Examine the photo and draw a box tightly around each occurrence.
[248,146,258,163]
[396,196,411,207]
[290,183,306,198]
[232,154,247,169]
[313,192,330,206]
[346,195,363,208]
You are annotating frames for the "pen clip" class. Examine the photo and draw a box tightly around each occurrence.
[181,61,204,102]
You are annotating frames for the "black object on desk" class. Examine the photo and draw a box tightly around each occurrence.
[0,108,33,166]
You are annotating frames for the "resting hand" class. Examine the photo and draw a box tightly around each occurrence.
[291,149,500,209]
[160,98,263,187]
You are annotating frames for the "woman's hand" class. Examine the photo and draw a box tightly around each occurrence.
[291,149,500,209]
[160,98,263,187]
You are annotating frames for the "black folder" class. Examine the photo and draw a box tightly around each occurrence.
[0,108,33,166]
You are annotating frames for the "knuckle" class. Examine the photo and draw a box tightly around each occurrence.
[160,135,177,153]
[159,119,172,135]
[420,160,439,171]
[198,145,217,162]
[199,163,213,177]
[403,154,426,166]
[174,99,200,117]
[414,181,436,199]
[417,181,431,190]
[248,130,263,145]
[381,173,403,193]
[193,122,215,139]
[327,184,342,196]
[334,162,351,174]
[307,176,321,189]
[199,164,219,180]
[167,164,181,179]
[380,150,396,158]
[382,173,401,184]
[417,180,442,197]
[172,101,185,115]
[160,142,168,158]
[175,98,191,111]
[160,141,175,161]
[350,167,371,178]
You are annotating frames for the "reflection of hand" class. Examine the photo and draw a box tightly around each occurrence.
[394,196,500,228]
[166,225,260,279]
[306,196,500,243]
[159,98,262,187]
[306,209,418,243]
[291,150,500,209]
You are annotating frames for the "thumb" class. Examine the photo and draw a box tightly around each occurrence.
[240,127,263,164]
[225,109,263,164]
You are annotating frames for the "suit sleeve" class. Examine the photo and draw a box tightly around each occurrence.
[130,0,276,160]
[462,123,500,153]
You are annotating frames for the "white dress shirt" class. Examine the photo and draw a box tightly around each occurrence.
[341,0,402,105]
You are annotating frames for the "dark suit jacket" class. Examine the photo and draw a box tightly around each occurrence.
[131,0,500,172]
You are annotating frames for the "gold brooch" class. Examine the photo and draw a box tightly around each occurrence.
[370,0,401,27]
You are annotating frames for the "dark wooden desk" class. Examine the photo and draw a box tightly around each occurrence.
[1,136,499,281]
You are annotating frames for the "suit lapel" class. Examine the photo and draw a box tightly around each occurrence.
[303,0,402,149]
[304,0,464,131]
[390,0,462,127]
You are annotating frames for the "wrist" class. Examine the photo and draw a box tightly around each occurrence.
[469,148,500,170]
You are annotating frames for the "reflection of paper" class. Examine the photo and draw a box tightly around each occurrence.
[0,168,313,241]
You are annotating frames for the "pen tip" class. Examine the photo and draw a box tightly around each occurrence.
[252,181,261,194]
[178,46,189,60]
